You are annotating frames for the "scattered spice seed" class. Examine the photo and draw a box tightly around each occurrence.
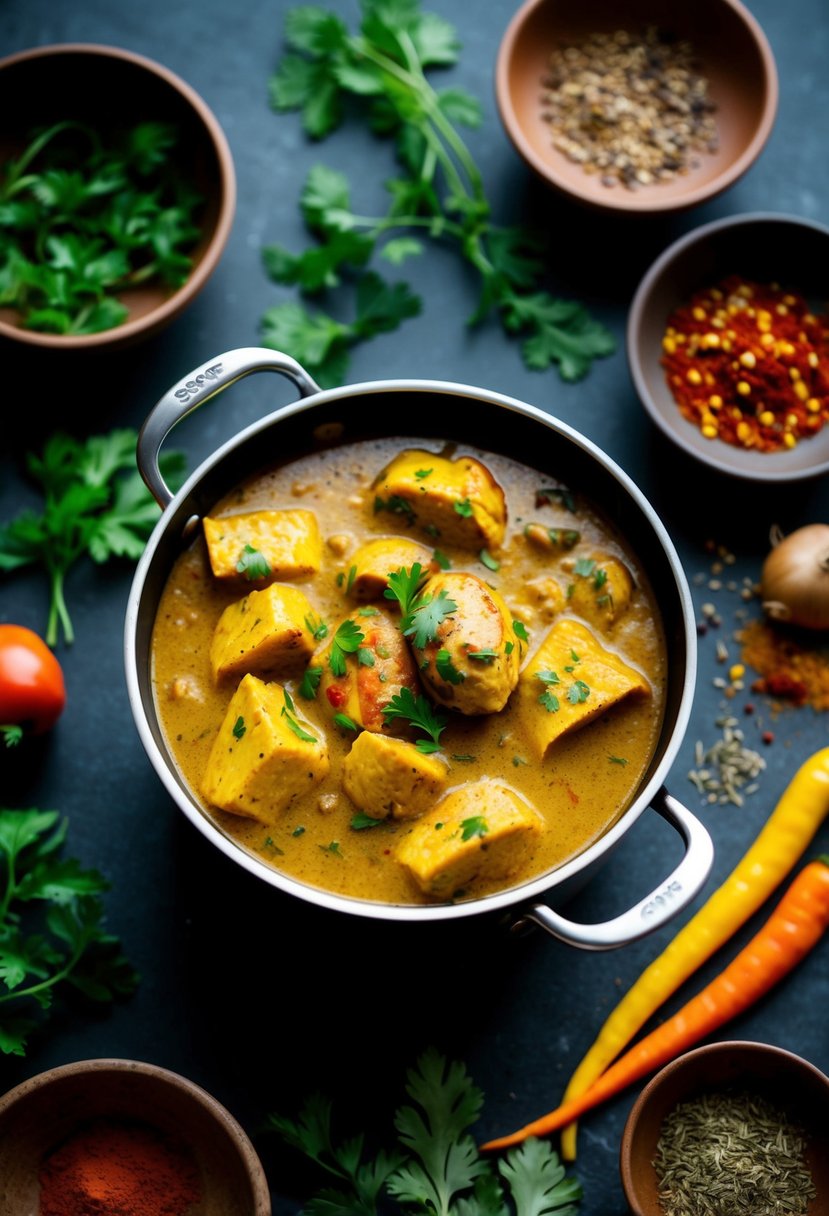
[540,26,718,190]
[654,1088,816,1216]
[688,717,766,806]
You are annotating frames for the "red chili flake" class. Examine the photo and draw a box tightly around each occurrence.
[743,702,755,715]
[753,673,809,704]
[762,730,775,745]
[661,276,829,453]
[325,684,347,708]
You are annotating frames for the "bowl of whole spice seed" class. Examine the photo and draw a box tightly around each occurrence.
[628,212,829,480]
[495,0,777,214]
[0,43,236,350]
[620,1040,829,1216]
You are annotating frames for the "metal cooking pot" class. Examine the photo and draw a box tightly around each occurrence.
[126,348,713,950]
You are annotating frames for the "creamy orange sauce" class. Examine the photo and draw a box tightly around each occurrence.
[151,438,667,905]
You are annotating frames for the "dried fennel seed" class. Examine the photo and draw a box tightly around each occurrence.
[541,27,718,189]
[654,1088,816,1216]
[688,716,765,806]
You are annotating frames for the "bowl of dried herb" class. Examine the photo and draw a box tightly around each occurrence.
[495,0,777,214]
[619,1039,829,1216]
[0,44,236,349]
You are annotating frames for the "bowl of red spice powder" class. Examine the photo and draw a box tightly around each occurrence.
[0,1058,271,1216]
[628,212,829,480]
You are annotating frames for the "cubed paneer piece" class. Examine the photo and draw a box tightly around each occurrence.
[201,674,328,824]
[342,731,447,820]
[317,607,421,731]
[395,781,543,899]
[345,536,434,602]
[210,583,316,684]
[564,552,634,631]
[372,448,506,550]
[202,509,321,585]
[416,572,520,714]
[514,617,650,760]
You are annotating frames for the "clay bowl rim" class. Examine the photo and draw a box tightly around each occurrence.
[0,42,237,351]
[494,0,779,216]
[627,210,829,482]
[619,1039,829,1216]
[0,1056,271,1214]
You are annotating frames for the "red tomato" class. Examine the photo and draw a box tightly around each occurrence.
[0,624,66,740]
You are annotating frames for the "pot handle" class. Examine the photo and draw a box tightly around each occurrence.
[515,790,713,950]
[137,347,321,508]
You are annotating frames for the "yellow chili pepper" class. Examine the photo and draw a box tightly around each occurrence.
[559,746,829,1161]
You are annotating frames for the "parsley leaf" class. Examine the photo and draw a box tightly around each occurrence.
[298,665,323,699]
[232,716,246,740]
[381,688,447,754]
[0,429,184,645]
[333,712,360,732]
[435,648,465,685]
[567,680,590,704]
[264,2,614,385]
[402,588,458,650]
[454,498,474,518]
[281,690,318,742]
[0,808,138,1056]
[539,690,560,714]
[460,816,488,841]
[305,613,329,641]
[351,812,383,830]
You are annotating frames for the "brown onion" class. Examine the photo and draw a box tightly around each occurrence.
[761,523,829,630]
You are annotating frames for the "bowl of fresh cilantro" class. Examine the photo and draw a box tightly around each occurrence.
[0,43,236,348]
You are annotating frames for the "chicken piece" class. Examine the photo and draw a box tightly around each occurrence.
[414,572,520,715]
[316,606,421,731]
[343,732,447,821]
[201,674,329,824]
[523,575,567,624]
[564,552,634,631]
[345,536,434,602]
[209,583,316,684]
[514,616,650,760]
[202,509,321,585]
[395,781,544,899]
[372,448,506,550]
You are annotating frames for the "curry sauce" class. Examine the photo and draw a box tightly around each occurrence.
[151,437,667,905]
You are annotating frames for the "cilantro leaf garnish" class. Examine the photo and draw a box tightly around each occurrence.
[460,816,488,841]
[264,4,614,385]
[402,589,458,650]
[236,544,271,581]
[414,468,433,480]
[232,716,246,740]
[384,563,427,616]
[537,670,560,686]
[567,680,590,704]
[573,557,597,579]
[0,429,184,645]
[281,691,318,742]
[539,690,560,713]
[351,812,383,830]
[435,649,465,685]
[328,618,365,677]
[298,665,323,699]
[374,492,418,525]
[468,648,497,663]
[381,688,447,753]
[333,712,360,732]
[304,612,329,641]
[454,498,474,518]
[432,548,451,570]
[513,620,529,643]
[0,808,138,1056]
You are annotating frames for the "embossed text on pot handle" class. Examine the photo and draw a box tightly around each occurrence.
[516,790,713,950]
[137,347,321,508]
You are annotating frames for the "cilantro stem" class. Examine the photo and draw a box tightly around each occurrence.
[0,950,82,1008]
[46,565,73,648]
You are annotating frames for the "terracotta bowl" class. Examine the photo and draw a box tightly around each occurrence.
[0,44,236,350]
[495,0,777,215]
[620,1040,829,1216]
[0,1058,271,1215]
[627,212,829,482]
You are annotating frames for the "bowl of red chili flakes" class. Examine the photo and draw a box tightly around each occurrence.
[628,212,829,480]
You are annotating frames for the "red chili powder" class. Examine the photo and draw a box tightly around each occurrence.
[38,1118,201,1216]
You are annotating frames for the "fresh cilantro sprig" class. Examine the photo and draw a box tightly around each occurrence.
[0,120,203,335]
[382,687,447,754]
[402,588,458,650]
[0,429,184,646]
[0,808,138,1057]
[384,562,428,616]
[267,1048,583,1216]
[263,2,615,386]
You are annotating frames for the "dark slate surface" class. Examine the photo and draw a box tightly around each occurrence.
[1,1,828,1212]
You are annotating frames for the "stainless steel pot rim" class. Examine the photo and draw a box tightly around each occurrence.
[126,370,698,924]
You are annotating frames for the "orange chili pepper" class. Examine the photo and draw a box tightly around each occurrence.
[481,857,829,1152]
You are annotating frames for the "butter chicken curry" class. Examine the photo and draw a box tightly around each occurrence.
[151,438,667,905]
